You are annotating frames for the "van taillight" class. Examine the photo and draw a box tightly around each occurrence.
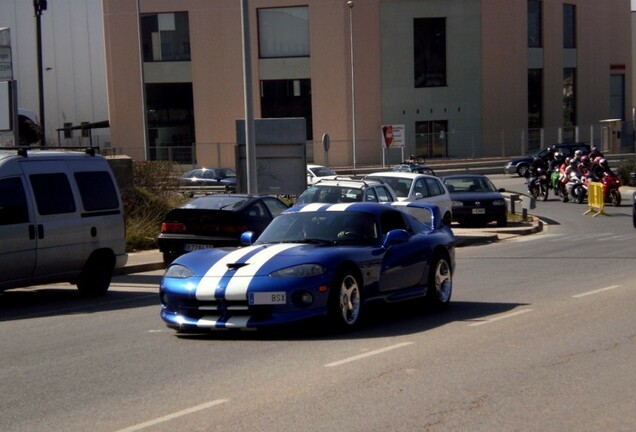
[161,222,187,233]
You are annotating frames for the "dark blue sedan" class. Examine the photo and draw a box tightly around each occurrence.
[441,174,508,227]
[159,201,456,332]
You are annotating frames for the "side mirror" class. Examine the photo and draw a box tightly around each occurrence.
[383,229,409,247]
[240,231,255,246]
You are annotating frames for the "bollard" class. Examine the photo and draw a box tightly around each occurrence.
[522,208,528,221]
[509,194,519,215]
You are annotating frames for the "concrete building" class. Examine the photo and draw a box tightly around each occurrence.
[0,0,110,147]
[5,1,629,166]
[102,0,632,168]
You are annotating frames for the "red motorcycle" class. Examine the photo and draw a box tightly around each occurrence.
[600,172,622,206]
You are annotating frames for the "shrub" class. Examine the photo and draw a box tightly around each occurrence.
[124,162,186,252]
[616,157,636,186]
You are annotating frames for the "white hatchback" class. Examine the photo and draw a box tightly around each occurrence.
[365,171,453,225]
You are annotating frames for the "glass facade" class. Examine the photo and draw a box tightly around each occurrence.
[141,12,191,62]
[258,7,309,58]
[413,18,447,88]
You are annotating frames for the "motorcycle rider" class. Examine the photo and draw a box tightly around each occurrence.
[527,156,547,195]
[590,157,613,182]
[588,145,604,160]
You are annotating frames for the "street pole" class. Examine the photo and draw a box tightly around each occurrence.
[241,0,257,194]
[34,0,47,146]
[347,1,356,169]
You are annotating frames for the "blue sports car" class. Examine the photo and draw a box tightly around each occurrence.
[159,201,456,332]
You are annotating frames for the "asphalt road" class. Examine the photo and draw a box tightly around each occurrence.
[1,174,635,432]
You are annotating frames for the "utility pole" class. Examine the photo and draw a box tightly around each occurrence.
[33,0,47,146]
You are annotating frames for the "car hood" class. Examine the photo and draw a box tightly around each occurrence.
[506,156,533,165]
[175,242,362,278]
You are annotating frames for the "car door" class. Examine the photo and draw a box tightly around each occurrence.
[0,176,37,283]
[377,211,427,291]
[20,161,86,278]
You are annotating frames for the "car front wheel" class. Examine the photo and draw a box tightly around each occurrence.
[328,269,363,330]
[426,254,452,309]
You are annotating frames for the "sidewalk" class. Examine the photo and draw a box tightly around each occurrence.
[115,217,543,275]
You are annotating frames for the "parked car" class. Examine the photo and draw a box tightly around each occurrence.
[157,194,289,265]
[295,177,397,205]
[179,168,237,189]
[159,201,455,332]
[307,164,338,185]
[632,189,635,228]
[364,172,452,226]
[391,163,436,176]
[441,174,507,227]
[0,147,127,296]
[504,142,591,177]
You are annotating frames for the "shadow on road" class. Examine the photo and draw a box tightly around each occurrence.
[172,300,529,341]
[0,274,161,322]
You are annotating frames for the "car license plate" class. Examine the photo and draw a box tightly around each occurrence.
[472,208,486,214]
[185,244,213,252]
[249,292,286,305]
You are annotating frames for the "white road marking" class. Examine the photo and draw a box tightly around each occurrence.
[572,285,620,298]
[324,342,414,367]
[468,309,534,327]
[113,399,229,432]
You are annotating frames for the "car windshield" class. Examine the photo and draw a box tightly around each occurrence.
[443,177,497,193]
[180,195,247,210]
[257,211,378,244]
[296,186,362,204]
[312,166,336,176]
[367,176,412,198]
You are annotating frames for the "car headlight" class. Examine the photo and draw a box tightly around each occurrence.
[451,200,463,207]
[164,264,194,279]
[493,199,506,206]
[270,264,326,278]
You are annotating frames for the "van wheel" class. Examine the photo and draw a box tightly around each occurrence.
[77,252,115,297]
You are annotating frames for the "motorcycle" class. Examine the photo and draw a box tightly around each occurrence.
[600,172,622,206]
[566,175,588,204]
[528,168,549,202]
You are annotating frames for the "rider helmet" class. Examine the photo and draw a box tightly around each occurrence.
[574,150,583,158]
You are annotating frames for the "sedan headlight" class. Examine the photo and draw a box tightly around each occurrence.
[451,200,464,207]
[270,264,326,278]
[493,199,506,206]
[164,264,194,279]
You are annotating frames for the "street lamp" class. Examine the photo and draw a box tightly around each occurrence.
[33,0,47,146]
[347,0,356,169]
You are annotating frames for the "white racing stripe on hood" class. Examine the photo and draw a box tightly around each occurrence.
[225,243,304,301]
[196,246,260,300]
[298,202,354,212]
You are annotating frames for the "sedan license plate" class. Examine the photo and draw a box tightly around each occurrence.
[185,244,213,252]
[249,292,286,305]
[472,208,486,214]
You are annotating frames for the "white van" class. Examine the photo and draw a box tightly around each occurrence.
[0,147,127,296]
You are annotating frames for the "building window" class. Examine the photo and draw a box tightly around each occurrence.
[145,83,195,163]
[563,68,576,142]
[414,18,447,88]
[528,0,542,48]
[258,7,309,58]
[610,74,625,120]
[141,12,191,62]
[260,79,313,139]
[528,69,543,149]
[563,4,576,49]
[415,120,448,158]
